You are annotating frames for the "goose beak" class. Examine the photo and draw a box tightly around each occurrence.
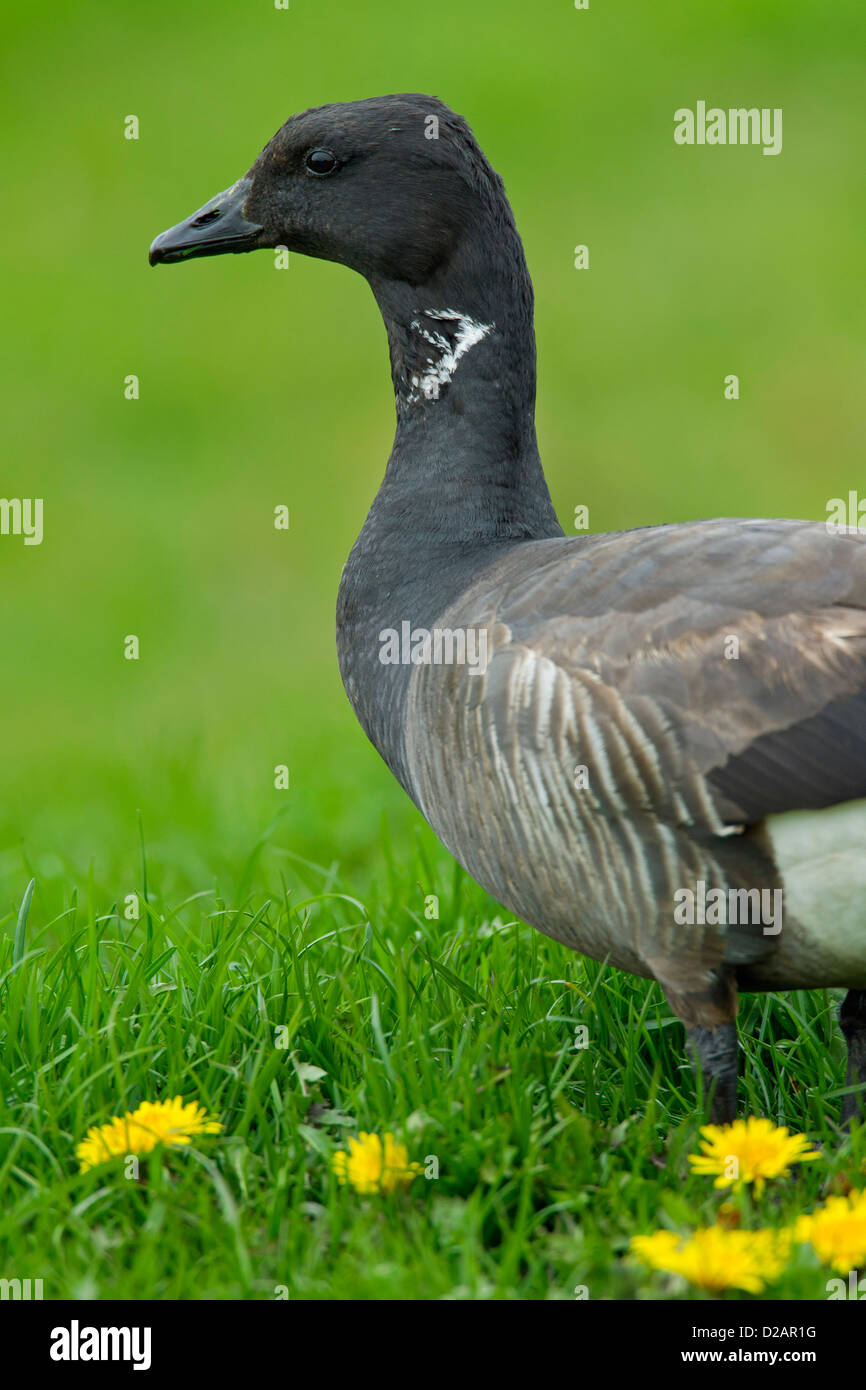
[149,176,264,265]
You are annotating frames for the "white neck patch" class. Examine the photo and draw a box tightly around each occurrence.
[406,308,494,404]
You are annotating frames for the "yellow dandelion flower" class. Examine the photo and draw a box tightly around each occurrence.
[688,1117,819,1194]
[630,1225,789,1294]
[630,1230,683,1266]
[331,1131,422,1194]
[793,1190,866,1274]
[76,1096,222,1172]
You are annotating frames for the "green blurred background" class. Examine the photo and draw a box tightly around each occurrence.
[1,0,864,912]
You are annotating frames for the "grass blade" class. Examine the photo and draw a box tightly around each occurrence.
[13,878,35,968]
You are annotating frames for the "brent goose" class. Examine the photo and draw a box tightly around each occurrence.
[150,95,866,1124]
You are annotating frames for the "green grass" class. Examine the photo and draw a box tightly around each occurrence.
[1,829,863,1300]
[2,0,865,1301]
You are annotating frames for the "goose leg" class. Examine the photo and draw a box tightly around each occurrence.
[652,967,739,1124]
[839,989,866,1125]
[687,1023,739,1125]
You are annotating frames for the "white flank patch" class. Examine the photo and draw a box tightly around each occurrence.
[407,308,494,403]
[767,798,866,980]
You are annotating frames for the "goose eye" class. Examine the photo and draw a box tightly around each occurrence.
[306,149,339,176]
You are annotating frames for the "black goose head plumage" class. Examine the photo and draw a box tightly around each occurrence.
[151,95,500,281]
[149,96,555,504]
[150,95,538,419]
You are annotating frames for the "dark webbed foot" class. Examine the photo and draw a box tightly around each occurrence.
[839,989,866,1125]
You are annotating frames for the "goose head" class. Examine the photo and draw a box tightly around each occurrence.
[149,93,557,544]
[148,94,496,287]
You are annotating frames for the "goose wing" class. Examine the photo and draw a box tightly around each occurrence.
[405,518,866,980]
